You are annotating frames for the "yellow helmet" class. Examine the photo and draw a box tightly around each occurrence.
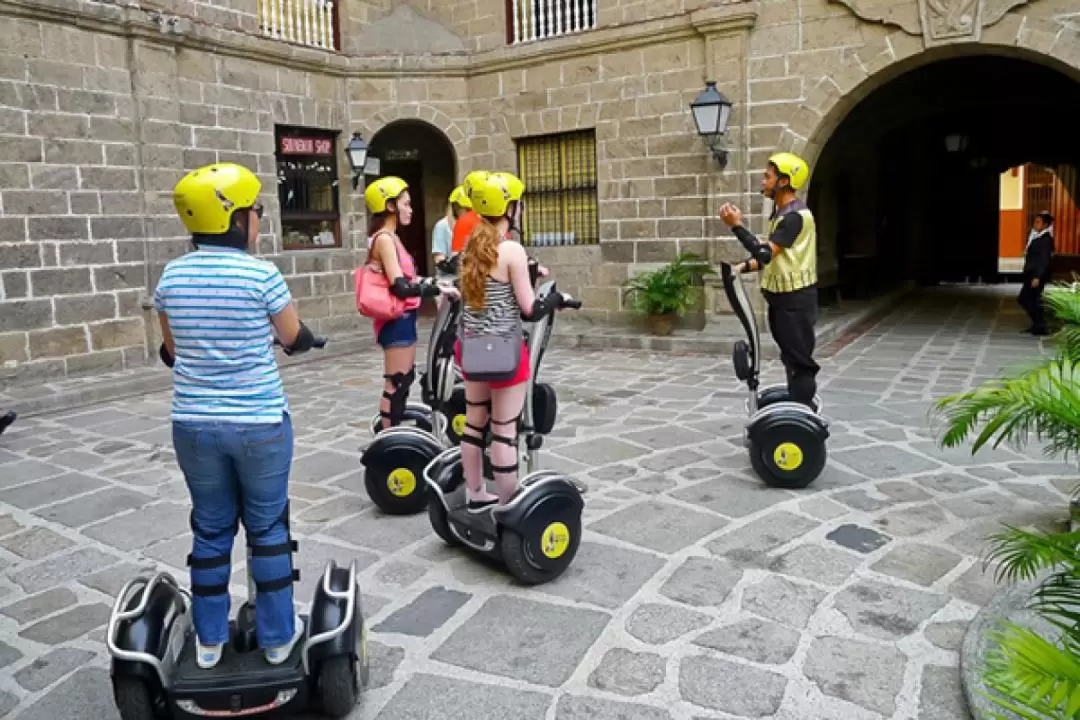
[461,170,487,199]
[448,185,472,209]
[173,163,261,235]
[364,176,409,214]
[767,152,810,191]
[468,171,525,218]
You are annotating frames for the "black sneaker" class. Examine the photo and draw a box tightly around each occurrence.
[466,498,498,514]
[0,411,15,436]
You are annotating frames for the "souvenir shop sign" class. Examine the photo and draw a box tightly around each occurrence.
[279,136,333,156]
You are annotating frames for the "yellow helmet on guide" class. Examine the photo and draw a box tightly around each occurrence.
[448,185,472,209]
[364,176,409,214]
[468,171,525,218]
[767,152,810,191]
[173,163,261,235]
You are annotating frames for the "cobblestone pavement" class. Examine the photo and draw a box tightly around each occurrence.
[0,286,1072,720]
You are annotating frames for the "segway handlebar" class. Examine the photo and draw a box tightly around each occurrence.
[561,297,582,310]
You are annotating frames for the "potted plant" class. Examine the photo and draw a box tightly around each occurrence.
[933,280,1080,718]
[622,252,706,336]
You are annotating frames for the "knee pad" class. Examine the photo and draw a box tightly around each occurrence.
[243,504,299,595]
[187,510,240,598]
[381,366,416,426]
[460,396,491,450]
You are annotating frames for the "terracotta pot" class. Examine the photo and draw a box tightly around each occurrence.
[647,313,676,336]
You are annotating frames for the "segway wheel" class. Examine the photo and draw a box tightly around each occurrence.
[427,496,461,547]
[113,677,157,720]
[748,433,827,490]
[500,515,581,586]
[441,387,467,446]
[318,655,359,718]
[364,452,430,515]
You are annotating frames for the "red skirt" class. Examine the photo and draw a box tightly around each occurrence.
[453,339,531,389]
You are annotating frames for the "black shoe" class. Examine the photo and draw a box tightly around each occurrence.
[0,411,15,436]
[466,497,498,514]
[1031,327,1051,336]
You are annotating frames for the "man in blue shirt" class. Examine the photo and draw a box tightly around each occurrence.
[155,162,320,670]
[432,184,471,268]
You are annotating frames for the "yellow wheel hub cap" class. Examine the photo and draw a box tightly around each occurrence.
[387,468,416,497]
[540,522,570,559]
[773,442,804,471]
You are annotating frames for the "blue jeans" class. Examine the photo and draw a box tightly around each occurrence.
[172,414,296,648]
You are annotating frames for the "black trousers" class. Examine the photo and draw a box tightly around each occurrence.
[765,288,820,407]
[1017,279,1046,332]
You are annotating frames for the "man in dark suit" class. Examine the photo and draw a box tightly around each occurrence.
[1018,211,1055,336]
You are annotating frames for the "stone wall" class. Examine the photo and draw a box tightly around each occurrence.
[0,0,454,388]
[3,0,1078,383]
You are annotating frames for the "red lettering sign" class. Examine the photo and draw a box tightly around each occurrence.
[279,136,332,156]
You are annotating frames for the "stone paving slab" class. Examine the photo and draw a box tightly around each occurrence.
[0,285,1070,719]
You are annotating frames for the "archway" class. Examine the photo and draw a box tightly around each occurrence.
[367,119,457,278]
[803,50,1080,300]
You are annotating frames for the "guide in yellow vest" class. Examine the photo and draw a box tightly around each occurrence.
[719,152,821,407]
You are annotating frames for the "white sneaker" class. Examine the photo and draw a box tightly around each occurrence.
[196,639,224,669]
[265,616,304,665]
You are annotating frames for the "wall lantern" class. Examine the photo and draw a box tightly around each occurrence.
[345,132,369,190]
[690,81,733,167]
[944,133,969,154]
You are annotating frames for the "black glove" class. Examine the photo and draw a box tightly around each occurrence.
[419,277,442,299]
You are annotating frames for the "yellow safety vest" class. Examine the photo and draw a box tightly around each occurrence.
[761,199,817,294]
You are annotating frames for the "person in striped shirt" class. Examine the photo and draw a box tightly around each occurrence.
[154,163,319,670]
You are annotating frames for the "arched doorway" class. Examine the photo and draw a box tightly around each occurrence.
[367,119,457,278]
[803,50,1080,299]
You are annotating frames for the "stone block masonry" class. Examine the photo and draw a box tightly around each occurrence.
[2,0,1073,383]
[0,1,388,388]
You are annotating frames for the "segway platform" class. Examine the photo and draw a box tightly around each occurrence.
[170,621,308,718]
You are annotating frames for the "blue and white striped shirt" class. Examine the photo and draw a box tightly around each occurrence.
[153,246,292,424]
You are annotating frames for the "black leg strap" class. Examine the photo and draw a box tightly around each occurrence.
[492,434,516,447]
[491,462,519,473]
[248,540,298,557]
[466,398,492,409]
[187,553,230,570]
[493,413,522,426]
[255,570,300,593]
[461,433,485,449]
[191,582,231,597]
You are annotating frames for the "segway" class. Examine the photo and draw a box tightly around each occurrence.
[359,260,465,516]
[108,336,369,720]
[720,262,829,489]
[423,280,584,585]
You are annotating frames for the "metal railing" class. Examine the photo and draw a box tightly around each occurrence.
[506,0,598,44]
[259,0,338,51]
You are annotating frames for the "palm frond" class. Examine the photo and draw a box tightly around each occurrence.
[981,621,1080,719]
[932,357,1080,460]
[1031,573,1080,647]
[983,526,1080,584]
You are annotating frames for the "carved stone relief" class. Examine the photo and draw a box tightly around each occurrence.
[829,0,1035,45]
